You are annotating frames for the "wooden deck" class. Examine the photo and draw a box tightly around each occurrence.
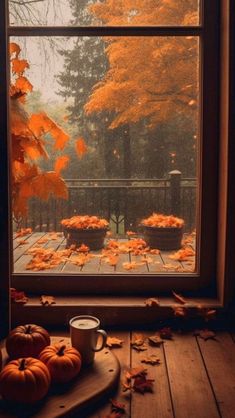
[58,330,235,418]
[13,232,195,274]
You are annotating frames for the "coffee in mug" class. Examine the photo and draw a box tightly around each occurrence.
[69,315,107,365]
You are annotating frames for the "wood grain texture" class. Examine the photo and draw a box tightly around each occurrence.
[163,332,220,418]
[131,331,174,418]
[197,332,235,418]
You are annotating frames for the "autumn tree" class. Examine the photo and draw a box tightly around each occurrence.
[10,42,70,221]
[85,0,198,132]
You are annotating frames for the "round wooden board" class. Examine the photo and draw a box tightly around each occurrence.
[0,336,120,418]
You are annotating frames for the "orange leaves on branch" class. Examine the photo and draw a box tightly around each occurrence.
[75,137,88,159]
[11,59,29,75]
[10,43,21,58]
[29,172,68,201]
[28,113,70,150]
[54,155,70,175]
[15,76,33,93]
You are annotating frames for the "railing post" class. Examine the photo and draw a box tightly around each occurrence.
[169,170,182,216]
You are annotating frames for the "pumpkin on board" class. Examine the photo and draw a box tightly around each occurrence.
[39,343,82,383]
[0,357,51,403]
[5,324,50,359]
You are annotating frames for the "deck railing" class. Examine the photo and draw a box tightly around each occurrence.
[20,171,197,234]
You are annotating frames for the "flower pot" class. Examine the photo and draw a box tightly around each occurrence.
[142,226,183,250]
[64,228,108,250]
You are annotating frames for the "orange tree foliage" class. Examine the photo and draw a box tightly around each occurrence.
[85,0,198,129]
[10,42,70,220]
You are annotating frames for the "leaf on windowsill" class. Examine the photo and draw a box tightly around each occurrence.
[196,305,217,321]
[40,295,56,306]
[106,336,124,348]
[159,327,173,340]
[172,290,187,304]
[148,335,164,346]
[141,355,161,365]
[10,288,28,304]
[194,329,216,341]
[172,305,188,317]
[144,297,160,307]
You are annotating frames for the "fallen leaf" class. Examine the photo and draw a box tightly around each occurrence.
[131,333,148,350]
[106,337,124,348]
[125,366,147,380]
[144,298,160,307]
[110,399,125,413]
[40,295,56,306]
[172,290,186,304]
[10,288,28,304]
[159,327,173,340]
[141,355,161,365]
[194,329,216,341]
[76,243,90,253]
[17,239,28,245]
[15,227,32,237]
[196,305,217,321]
[133,375,155,394]
[172,306,188,317]
[148,335,164,346]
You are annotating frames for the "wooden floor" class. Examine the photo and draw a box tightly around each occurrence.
[82,330,235,418]
[13,232,195,274]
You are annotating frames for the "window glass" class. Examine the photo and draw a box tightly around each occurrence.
[9,0,200,27]
[11,34,199,275]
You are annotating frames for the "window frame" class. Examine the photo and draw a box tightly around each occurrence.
[0,1,234,323]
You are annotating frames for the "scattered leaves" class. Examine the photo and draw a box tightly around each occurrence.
[144,297,160,307]
[194,329,216,341]
[106,337,124,348]
[131,333,148,351]
[141,355,161,365]
[10,288,28,304]
[169,247,195,261]
[172,290,187,305]
[15,227,32,237]
[40,295,56,306]
[148,335,164,346]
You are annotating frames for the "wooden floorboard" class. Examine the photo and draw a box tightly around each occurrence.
[13,232,196,274]
[197,332,235,418]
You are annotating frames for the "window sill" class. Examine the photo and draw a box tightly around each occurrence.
[11,295,223,328]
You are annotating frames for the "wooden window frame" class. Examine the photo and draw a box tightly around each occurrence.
[0,0,234,334]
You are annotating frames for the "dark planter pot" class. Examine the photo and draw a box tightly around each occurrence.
[64,228,108,250]
[142,226,183,251]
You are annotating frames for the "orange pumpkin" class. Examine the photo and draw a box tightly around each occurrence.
[39,344,82,383]
[0,357,51,403]
[6,324,50,359]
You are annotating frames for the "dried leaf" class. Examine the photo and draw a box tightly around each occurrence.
[54,155,70,175]
[172,290,186,304]
[148,335,164,346]
[133,375,155,394]
[106,337,124,348]
[10,288,28,304]
[40,295,56,306]
[194,329,216,341]
[173,306,188,317]
[15,227,32,237]
[131,333,146,346]
[75,137,88,158]
[76,243,90,253]
[125,366,147,380]
[109,399,125,413]
[141,355,161,365]
[159,327,173,340]
[144,298,160,307]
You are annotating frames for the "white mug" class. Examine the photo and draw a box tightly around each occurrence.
[69,315,107,365]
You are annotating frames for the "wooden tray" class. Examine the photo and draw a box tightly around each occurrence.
[0,336,120,418]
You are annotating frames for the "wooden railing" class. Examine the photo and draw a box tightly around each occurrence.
[20,171,197,234]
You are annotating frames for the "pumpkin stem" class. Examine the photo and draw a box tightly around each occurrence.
[25,325,31,334]
[19,359,26,370]
[57,345,66,356]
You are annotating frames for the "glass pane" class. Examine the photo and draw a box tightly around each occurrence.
[9,0,200,26]
[10,35,199,275]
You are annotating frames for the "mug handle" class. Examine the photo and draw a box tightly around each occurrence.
[93,329,107,352]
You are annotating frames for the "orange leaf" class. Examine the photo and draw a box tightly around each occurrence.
[9,42,21,57]
[54,155,70,175]
[29,113,70,149]
[172,290,187,304]
[75,137,88,159]
[11,59,29,75]
[148,335,164,346]
[141,355,161,365]
[15,76,33,93]
[144,297,160,307]
[40,295,56,306]
[31,172,68,200]
[106,337,124,348]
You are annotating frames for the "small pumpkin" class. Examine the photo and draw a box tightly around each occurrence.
[6,324,50,359]
[39,343,82,384]
[0,357,51,403]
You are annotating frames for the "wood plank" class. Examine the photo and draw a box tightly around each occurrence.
[197,332,235,418]
[131,331,174,418]
[13,232,46,263]
[12,232,33,250]
[85,331,131,418]
[163,332,220,418]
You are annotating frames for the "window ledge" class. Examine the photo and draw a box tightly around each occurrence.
[11,295,224,328]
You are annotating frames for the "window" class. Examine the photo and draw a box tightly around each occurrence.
[0,0,234,315]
